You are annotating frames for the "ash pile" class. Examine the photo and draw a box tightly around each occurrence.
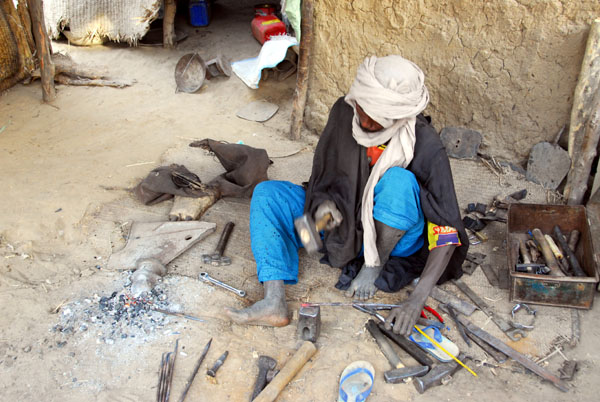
[51,272,185,347]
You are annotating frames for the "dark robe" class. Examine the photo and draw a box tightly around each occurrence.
[304,97,467,291]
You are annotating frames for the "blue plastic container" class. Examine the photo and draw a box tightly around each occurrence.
[190,0,211,27]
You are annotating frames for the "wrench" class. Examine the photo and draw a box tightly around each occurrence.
[198,272,246,297]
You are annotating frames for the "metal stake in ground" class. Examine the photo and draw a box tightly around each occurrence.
[178,338,212,402]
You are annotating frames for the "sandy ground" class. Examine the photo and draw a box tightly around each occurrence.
[1,1,599,401]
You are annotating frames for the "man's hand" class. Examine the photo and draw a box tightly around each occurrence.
[314,200,343,230]
[384,295,426,336]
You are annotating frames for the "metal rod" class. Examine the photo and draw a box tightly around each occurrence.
[153,307,205,322]
[178,338,212,402]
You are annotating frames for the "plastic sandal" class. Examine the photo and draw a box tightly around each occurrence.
[338,361,375,402]
[409,325,460,363]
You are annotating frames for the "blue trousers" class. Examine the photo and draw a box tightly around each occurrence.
[250,167,424,284]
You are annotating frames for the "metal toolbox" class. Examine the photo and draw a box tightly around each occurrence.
[507,203,599,309]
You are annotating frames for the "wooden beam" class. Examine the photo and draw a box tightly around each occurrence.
[289,0,314,141]
[163,0,177,49]
[1,0,35,74]
[28,0,56,102]
[17,0,36,55]
[565,90,600,205]
[565,19,600,201]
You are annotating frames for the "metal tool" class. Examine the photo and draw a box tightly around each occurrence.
[453,279,527,342]
[428,286,477,316]
[553,226,586,277]
[531,228,562,275]
[353,304,443,330]
[199,272,246,297]
[294,212,332,254]
[365,320,429,383]
[153,307,204,322]
[303,302,403,310]
[297,305,321,342]
[456,315,569,392]
[251,356,277,401]
[207,351,229,378]
[377,323,435,367]
[202,222,235,266]
[178,338,212,402]
[157,339,179,402]
[413,354,467,394]
[441,304,470,346]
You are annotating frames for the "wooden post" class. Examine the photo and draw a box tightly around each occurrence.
[289,0,314,141]
[28,0,56,102]
[564,19,600,201]
[565,90,600,205]
[163,0,177,49]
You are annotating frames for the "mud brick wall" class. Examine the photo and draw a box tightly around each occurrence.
[306,0,600,161]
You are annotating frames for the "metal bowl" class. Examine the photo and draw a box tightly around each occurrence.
[174,53,206,93]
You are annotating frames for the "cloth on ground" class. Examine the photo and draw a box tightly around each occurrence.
[305,97,468,291]
[189,139,271,197]
[134,139,270,205]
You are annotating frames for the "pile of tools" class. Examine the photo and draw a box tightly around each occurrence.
[516,227,584,277]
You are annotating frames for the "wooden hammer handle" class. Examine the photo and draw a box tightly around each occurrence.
[314,212,332,232]
[531,228,561,275]
[253,341,317,402]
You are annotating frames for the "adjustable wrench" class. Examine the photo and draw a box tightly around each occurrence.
[199,272,246,297]
[453,279,527,342]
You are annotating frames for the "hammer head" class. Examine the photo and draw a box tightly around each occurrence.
[297,306,321,342]
[294,214,322,254]
[384,365,429,383]
[201,253,232,266]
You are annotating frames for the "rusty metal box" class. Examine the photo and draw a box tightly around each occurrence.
[507,203,599,309]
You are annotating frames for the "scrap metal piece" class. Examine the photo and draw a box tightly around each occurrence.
[429,286,477,316]
[465,331,508,364]
[453,279,527,341]
[480,264,500,288]
[457,316,569,392]
[558,360,578,381]
[108,221,216,271]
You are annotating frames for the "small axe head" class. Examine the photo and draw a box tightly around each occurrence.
[294,214,323,254]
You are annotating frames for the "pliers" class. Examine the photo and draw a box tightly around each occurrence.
[420,306,444,323]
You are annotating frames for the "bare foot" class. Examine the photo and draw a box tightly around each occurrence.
[225,298,290,327]
[344,264,382,300]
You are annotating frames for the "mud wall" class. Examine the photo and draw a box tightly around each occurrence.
[306,0,600,161]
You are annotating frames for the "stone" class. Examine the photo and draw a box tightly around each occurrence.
[526,142,571,190]
[440,127,483,159]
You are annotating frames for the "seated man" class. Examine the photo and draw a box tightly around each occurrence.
[225,55,468,336]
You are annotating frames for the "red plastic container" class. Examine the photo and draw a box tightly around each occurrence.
[251,4,286,44]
